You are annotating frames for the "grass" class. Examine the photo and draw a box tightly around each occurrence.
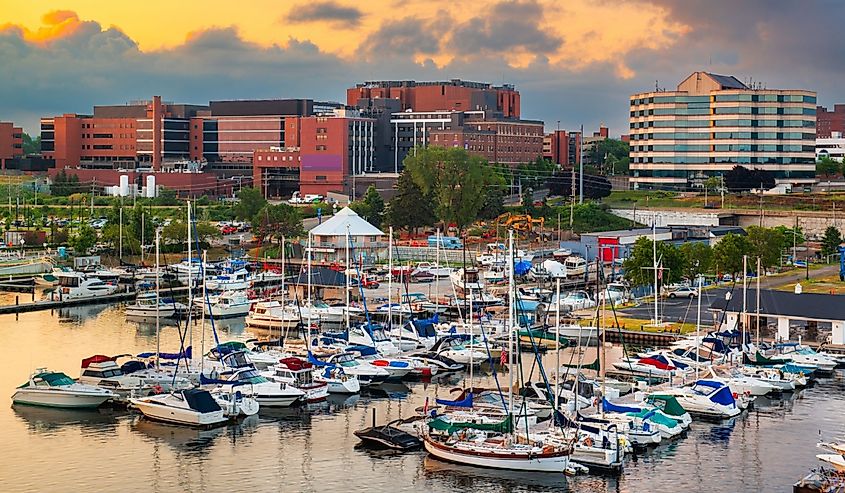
[773,273,845,294]
[582,312,698,334]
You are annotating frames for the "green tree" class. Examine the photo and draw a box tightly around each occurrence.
[521,188,535,215]
[478,184,506,221]
[622,237,684,287]
[22,133,41,155]
[703,176,722,193]
[252,204,304,244]
[746,226,786,270]
[774,225,805,249]
[50,169,80,196]
[821,226,843,257]
[152,187,179,206]
[679,241,713,279]
[162,220,220,249]
[360,185,385,227]
[384,172,435,232]
[588,138,630,174]
[712,233,751,276]
[233,187,267,221]
[516,156,555,189]
[69,224,97,254]
[404,146,502,231]
[817,156,841,178]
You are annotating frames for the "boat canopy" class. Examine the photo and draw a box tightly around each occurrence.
[743,351,790,366]
[81,354,117,368]
[137,346,192,360]
[435,392,473,408]
[120,361,147,374]
[514,260,532,276]
[561,356,600,371]
[602,398,641,414]
[646,394,688,417]
[216,341,248,353]
[22,372,75,387]
[653,354,688,370]
[427,415,512,435]
[694,380,735,406]
[639,357,674,370]
[631,408,679,429]
[347,345,378,357]
[279,357,313,371]
[182,388,223,413]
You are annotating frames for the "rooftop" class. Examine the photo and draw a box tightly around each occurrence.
[710,289,845,321]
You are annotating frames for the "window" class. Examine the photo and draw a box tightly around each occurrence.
[316,145,327,151]
[316,175,326,181]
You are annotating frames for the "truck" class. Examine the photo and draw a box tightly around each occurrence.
[427,235,463,250]
[288,192,324,204]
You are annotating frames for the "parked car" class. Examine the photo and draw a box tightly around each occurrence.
[666,286,697,299]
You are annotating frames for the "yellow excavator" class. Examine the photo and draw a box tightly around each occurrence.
[495,212,545,233]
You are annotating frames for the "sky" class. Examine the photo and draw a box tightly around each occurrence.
[1,0,843,134]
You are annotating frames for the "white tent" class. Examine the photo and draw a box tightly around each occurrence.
[309,207,385,237]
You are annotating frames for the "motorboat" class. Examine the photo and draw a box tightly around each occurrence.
[289,301,354,325]
[12,369,117,409]
[612,356,682,378]
[245,300,300,332]
[430,336,488,366]
[200,352,305,407]
[209,387,260,417]
[739,366,797,391]
[411,262,452,278]
[703,366,778,396]
[312,364,360,394]
[196,290,254,318]
[407,351,464,373]
[598,399,684,439]
[658,379,741,419]
[130,388,229,427]
[482,265,507,284]
[125,292,177,319]
[355,415,423,451]
[549,290,596,312]
[78,355,191,400]
[599,282,630,305]
[773,344,837,374]
[206,268,251,291]
[546,324,600,346]
[400,292,449,314]
[263,357,328,402]
[167,259,206,285]
[346,345,413,381]
[450,268,485,294]
[323,352,390,387]
[205,341,278,370]
[643,394,693,428]
[552,248,572,260]
[54,272,119,300]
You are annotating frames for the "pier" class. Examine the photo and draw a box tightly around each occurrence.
[0,290,137,315]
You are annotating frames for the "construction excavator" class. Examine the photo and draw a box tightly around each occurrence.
[495,212,545,234]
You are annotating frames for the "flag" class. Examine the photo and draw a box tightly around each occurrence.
[500,348,508,367]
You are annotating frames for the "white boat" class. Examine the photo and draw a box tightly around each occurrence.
[168,260,205,285]
[739,367,796,391]
[209,387,260,417]
[612,356,682,378]
[658,379,741,419]
[12,369,116,409]
[263,357,328,402]
[412,262,452,278]
[703,366,777,396]
[125,292,176,318]
[54,272,119,300]
[552,248,572,260]
[245,300,300,332]
[206,268,251,291]
[482,265,507,284]
[78,355,191,399]
[450,268,485,294]
[130,388,229,427]
[549,290,596,312]
[817,454,845,472]
[196,290,254,318]
[205,342,278,370]
[291,301,355,325]
[774,344,838,373]
[201,360,304,408]
[547,324,600,345]
[430,336,487,366]
[324,352,390,387]
[312,365,360,394]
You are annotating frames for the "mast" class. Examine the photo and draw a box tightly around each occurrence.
[187,200,193,350]
[119,207,123,262]
[598,256,606,418]
[507,229,514,413]
[652,222,659,325]
[742,254,748,352]
[554,277,560,411]
[280,235,285,339]
[155,228,160,370]
[435,229,440,313]
[469,289,474,384]
[307,231,313,333]
[388,226,393,331]
[345,226,350,330]
[200,249,207,374]
[141,212,145,264]
[756,256,761,347]
[696,273,702,381]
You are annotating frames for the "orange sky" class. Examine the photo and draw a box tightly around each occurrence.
[0,0,688,78]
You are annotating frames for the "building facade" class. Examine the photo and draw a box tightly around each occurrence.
[0,121,23,169]
[817,105,845,138]
[629,72,817,190]
[816,132,845,163]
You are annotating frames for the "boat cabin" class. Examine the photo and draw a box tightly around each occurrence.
[275,358,317,386]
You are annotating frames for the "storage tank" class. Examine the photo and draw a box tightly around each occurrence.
[119,175,129,197]
[145,175,156,198]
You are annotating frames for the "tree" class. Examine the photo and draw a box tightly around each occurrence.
[547,170,612,199]
[745,226,786,270]
[679,242,713,279]
[817,156,841,178]
[723,166,775,192]
[50,169,81,196]
[404,146,501,231]
[821,226,843,257]
[521,188,535,215]
[252,204,304,244]
[516,156,555,189]
[70,224,97,254]
[152,187,179,206]
[588,138,630,175]
[22,133,41,155]
[384,172,436,232]
[477,184,506,221]
[622,237,684,287]
[362,185,385,227]
[703,176,722,193]
[712,233,751,276]
[163,220,220,248]
[233,187,267,221]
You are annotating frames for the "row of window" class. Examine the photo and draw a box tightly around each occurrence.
[632,119,815,129]
[631,107,814,117]
[631,94,816,105]
[633,170,815,179]
[632,144,814,152]
[632,156,816,164]
[630,131,814,141]
[257,155,300,162]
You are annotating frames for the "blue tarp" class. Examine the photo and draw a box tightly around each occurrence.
[514,261,532,276]
[346,345,378,357]
[137,346,192,360]
[602,398,641,414]
[710,386,736,406]
[436,392,473,408]
[307,351,332,368]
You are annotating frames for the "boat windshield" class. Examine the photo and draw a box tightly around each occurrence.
[39,372,75,386]
[313,301,330,309]
[371,329,390,342]
[237,369,268,384]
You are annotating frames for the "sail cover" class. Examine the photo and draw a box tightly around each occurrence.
[427,415,512,434]
[137,346,192,360]
[436,392,473,408]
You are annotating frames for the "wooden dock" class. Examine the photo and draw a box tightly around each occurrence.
[603,327,681,347]
[0,290,137,315]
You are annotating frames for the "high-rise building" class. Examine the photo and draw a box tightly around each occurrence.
[629,72,817,190]
[817,105,845,138]
[0,121,23,169]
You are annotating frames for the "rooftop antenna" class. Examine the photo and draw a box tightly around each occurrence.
[655,80,659,91]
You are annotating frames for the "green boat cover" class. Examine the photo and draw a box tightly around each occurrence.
[629,408,678,428]
[743,351,790,366]
[518,328,573,347]
[427,415,513,435]
[646,394,687,418]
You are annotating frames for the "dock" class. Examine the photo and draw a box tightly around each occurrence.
[0,290,137,315]
[603,327,681,346]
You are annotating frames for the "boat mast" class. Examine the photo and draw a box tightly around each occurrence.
[187,200,193,351]
[307,231,313,338]
[140,212,144,264]
[155,227,160,370]
[119,207,123,262]
[280,235,285,343]
[469,289,474,384]
[554,277,560,411]
[652,223,658,325]
[598,256,606,418]
[742,254,748,354]
[201,249,207,374]
[389,226,393,331]
[696,273,702,381]
[756,256,761,347]
[435,229,440,313]
[345,226,350,330]
[507,229,514,413]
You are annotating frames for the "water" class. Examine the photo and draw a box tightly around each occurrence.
[1,302,843,492]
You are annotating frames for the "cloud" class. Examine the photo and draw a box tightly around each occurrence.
[285,2,364,27]
[449,1,562,57]
[359,16,446,58]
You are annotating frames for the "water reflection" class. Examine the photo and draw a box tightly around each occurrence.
[14,405,121,433]
[132,417,228,452]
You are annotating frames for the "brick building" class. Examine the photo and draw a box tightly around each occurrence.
[543,130,581,166]
[817,105,845,138]
[0,121,23,169]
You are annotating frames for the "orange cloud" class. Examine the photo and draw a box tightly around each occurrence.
[7,10,87,45]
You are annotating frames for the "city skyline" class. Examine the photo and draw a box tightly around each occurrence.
[1,1,843,133]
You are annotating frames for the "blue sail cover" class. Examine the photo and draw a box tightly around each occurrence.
[514,261,532,276]
[710,386,736,406]
[602,398,641,414]
[436,392,473,408]
[307,352,332,368]
[346,345,378,357]
[137,346,192,360]
[199,373,247,386]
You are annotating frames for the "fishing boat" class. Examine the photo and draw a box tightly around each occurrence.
[12,369,117,409]
[657,379,741,419]
[125,292,177,319]
[130,388,229,427]
[196,290,253,318]
[245,300,300,332]
[263,357,328,402]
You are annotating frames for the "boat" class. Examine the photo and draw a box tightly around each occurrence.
[293,301,361,325]
[125,292,177,318]
[552,248,572,260]
[200,352,305,407]
[612,356,682,378]
[54,272,119,300]
[196,290,254,318]
[206,268,251,291]
[205,341,278,370]
[78,355,192,399]
[322,352,390,387]
[773,344,837,374]
[816,454,845,472]
[313,365,361,394]
[245,300,300,332]
[412,262,452,278]
[354,410,423,451]
[130,388,229,427]
[657,379,741,419]
[263,357,328,402]
[430,336,488,366]
[12,369,117,409]
[703,366,778,396]
[450,268,485,294]
[598,399,685,439]
[518,327,575,349]
[400,292,449,314]
[407,351,464,373]
[209,387,260,417]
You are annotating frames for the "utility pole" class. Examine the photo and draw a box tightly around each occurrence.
[569,163,575,229]
[759,182,763,227]
[578,124,584,204]
[720,175,725,209]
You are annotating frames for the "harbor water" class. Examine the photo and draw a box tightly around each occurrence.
[2,302,844,492]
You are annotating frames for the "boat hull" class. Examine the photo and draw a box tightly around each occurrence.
[423,436,570,472]
[129,399,228,427]
[12,389,112,409]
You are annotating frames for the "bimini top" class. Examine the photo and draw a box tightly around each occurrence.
[182,388,222,413]
[309,207,385,237]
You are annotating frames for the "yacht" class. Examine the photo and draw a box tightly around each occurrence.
[78,355,192,400]
[245,300,300,332]
[312,364,361,394]
[430,336,487,366]
[206,268,251,291]
[323,352,390,387]
[450,268,485,294]
[54,272,119,300]
[12,369,117,409]
[263,357,329,402]
[703,366,778,396]
[196,290,254,318]
[774,344,837,374]
[125,292,177,319]
[130,388,229,427]
[201,358,305,408]
[658,380,742,419]
[411,262,452,278]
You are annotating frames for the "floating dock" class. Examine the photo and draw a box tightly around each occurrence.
[0,290,137,315]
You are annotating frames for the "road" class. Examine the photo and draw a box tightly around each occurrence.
[617,263,840,324]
